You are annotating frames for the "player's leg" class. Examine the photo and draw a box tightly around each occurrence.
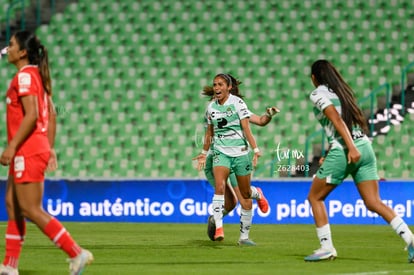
[233,154,256,245]
[211,151,231,241]
[354,141,414,262]
[14,153,93,273]
[204,153,217,240]
[1,175,25,273]
[232,173,269,214]
[206,154,238,212]
[205,154,237,241]
[305,149,344,261]
[224,180,237,214]
[234,174,255,245]
[15,181,93,273]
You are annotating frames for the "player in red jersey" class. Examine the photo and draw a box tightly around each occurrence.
[0,30,93,275]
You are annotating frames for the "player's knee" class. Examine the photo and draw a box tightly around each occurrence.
[363,199,381,213]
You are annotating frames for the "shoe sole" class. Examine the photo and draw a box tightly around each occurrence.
[73,251,94,275]
[207,216,216,241]
[238,241,256,246]
[214,235,224,242]
[304,255,336,262]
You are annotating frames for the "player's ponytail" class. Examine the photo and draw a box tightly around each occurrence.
[38,44,52,95]
[13,30,52,95]
[311,60,367,134]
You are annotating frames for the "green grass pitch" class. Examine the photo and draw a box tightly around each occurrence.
[1,222,414,274]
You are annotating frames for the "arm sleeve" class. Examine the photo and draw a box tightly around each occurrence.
[206,104,212,125]
[235,98,251,120]
[309,89,333,111]
[17,72,38,97]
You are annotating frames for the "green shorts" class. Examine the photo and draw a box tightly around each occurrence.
[204,153,238,188]
[316,139,379,184]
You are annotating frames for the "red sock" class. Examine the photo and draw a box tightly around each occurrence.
[3,220,25,268]
[43,218,81,258]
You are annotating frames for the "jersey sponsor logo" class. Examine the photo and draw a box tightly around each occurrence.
[217,117,228,129]
[18,72,31,94]
[240,107,249,116]
[6,97,11,104]
[14,156,25,178]
[315,98,325,109]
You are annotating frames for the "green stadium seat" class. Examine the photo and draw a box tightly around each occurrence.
[16,0,411,178]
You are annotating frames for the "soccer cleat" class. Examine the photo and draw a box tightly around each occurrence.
[214,227,224,241]
[406,240,414,263]
[256,187,269,213]
[304,247,337,262]
[238,239,257,246]
[207,215,216,241]
[0,264,18,275]
[68,249,94,275]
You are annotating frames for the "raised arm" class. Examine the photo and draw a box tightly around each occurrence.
[249,106,280,126]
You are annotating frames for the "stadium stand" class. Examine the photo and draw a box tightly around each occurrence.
[0,0,413,179]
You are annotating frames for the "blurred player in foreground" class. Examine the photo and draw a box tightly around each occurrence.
[0,30,93,274]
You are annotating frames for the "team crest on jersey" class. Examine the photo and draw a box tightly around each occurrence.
[226,107,233,116]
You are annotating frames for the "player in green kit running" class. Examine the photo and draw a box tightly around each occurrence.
[194,74,279,244]
[305,59,414,263]
[195,73,267,245]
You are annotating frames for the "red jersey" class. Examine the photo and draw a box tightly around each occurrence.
[6,65,50,157]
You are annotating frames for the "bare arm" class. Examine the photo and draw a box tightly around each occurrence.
[249,114,271,126]
[47,96,58,172]
[192,124,214,171]
[323,105,360,163]
[249,106,280,126]
[47,96,57,148]
[240,118,261,166]
[0,95,37,165]
[202,124,213,152]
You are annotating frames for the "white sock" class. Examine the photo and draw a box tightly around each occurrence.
[239,208,252,240]
[212,194,224,229]
[316,224,334,250]
[250,186,260,200]
[390,216,413,245]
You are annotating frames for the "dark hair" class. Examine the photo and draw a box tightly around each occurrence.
[311,59,367,133]
[13,30,52,95]
[202,73,244,100]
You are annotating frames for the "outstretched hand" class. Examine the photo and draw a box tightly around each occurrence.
[47,149,58,172]
[0,145,16,166]
[252,151,262,167]
[266,106,280,117]
[192,154,206,171]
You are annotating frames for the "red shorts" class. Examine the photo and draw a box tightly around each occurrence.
[9,152,50,183]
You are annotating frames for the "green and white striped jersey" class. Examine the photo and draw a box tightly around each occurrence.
[207,94,251,157]
[310,85,367,149]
